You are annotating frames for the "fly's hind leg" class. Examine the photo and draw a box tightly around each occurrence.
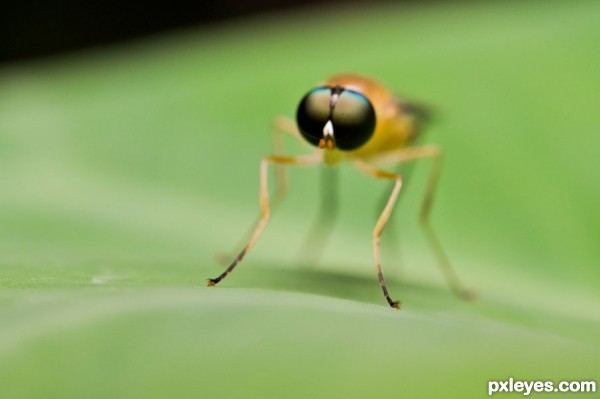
[370,145,475,301]
[270,116,303,200]
[417,147,476,301]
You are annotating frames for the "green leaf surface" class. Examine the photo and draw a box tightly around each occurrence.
[1,1,599,398]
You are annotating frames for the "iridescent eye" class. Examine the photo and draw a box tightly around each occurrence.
[296,86,376,151]
[296,87,331,148]
[330,90,376,150]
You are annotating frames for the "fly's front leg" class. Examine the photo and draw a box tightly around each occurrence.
[208,152,322,286]
[214,117,306,266]
[353,160,403,309]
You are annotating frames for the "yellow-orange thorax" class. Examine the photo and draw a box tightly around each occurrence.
[321,74,417,164]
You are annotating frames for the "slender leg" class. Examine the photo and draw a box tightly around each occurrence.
[353,160,403,309]
[271,116,305,199]
[376,161,416,271]
[208,152,322,286]
[271,116,317,197]
[416,149,476,301]
[370,145,474,301]
[214,117,305,265]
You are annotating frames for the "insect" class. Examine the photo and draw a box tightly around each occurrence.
[208,73,472,309]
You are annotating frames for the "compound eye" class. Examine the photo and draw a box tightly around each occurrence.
[296,87,331,147]
[330,90,376,151]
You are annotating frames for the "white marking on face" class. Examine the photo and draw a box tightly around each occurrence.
[323,119,334,139]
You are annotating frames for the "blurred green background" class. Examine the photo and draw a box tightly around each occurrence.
[1,1,599,398]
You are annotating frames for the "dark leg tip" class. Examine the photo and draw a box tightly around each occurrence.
[390,300,401,310]
[207,278,220,287]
